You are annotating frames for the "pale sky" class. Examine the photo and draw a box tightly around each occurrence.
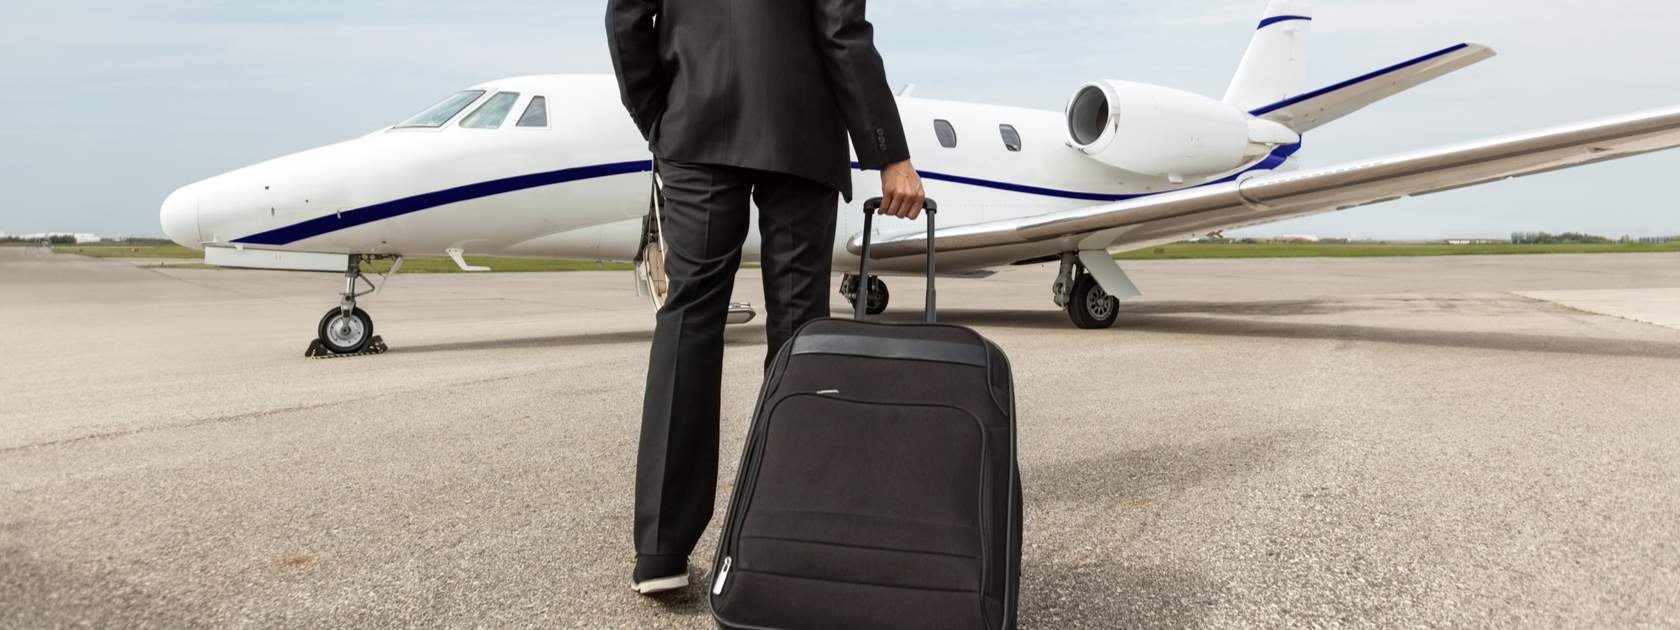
[3,0,1678,239]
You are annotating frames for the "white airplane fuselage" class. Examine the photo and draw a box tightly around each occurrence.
[158,0,1680,350]
[160,74,1299,276]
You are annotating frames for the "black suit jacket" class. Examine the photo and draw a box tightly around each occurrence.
[606,0,911,200]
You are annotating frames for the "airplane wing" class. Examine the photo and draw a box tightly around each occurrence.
[856,106,1680,263]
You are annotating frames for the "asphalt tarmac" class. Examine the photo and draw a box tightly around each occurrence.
[4,246,1680,628]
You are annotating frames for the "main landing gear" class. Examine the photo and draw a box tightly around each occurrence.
[1053,254,1120,330]
[840,273,889,315]
[307,255,398,357]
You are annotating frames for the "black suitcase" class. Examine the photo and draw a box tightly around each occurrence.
[710,198,1022,630]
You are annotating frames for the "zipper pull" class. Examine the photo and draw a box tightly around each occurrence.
[712,557,733,595]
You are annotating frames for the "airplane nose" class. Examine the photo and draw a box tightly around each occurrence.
[160,186,202,250]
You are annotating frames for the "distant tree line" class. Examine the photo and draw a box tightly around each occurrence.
[1509,232,1613,245]
[0,235,76,245]
[2,236,175,246]
[110,238,176,246]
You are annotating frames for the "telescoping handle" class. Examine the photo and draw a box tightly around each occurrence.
[857,197,939,323]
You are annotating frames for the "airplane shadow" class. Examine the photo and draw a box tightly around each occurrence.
[391,300,1680,361]
[391,327,765,355]
[1119,313,1680,360]
[877,298,1373,328]
[894,305,1680,361]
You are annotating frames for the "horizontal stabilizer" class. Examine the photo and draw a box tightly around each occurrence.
[1251,43,1496,133]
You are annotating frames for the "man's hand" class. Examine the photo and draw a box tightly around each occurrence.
[878,160,926,220]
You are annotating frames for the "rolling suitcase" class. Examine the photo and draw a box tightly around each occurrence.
[710,198,1022,630]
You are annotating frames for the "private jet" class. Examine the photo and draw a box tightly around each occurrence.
[159,0,1680,354]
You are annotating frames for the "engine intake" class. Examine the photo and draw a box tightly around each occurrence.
[1065,80,1294,180]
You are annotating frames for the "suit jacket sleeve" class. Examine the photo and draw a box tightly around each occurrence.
[812,0,912,169]
[606,0,666,141]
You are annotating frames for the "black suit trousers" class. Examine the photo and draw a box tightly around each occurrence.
[635,158,840,559]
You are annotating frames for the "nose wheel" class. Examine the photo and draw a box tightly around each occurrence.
[306,255,394,358]
[317,307,374,354]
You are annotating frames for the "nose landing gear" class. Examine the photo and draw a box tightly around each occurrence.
[306,255,395,358]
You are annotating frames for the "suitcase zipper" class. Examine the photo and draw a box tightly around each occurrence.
[712,342,797,604]
[712,556,732,596]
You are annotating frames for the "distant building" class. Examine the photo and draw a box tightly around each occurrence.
[1638,236,1677,245]
[1445,239,1504,245]
[1275,234,1320,243]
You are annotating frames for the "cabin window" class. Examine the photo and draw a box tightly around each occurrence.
[999,124,1022,152]
[460,92,521,129]
[517,96,549,128]
[934,119,958,148]
[395,90,485,128]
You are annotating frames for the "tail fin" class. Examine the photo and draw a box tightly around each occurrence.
[1223,0,1312,112]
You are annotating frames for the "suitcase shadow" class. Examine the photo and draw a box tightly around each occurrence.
[1022,560,1215,629]
[1013,434,1301,627]
[1026,433,1298,505]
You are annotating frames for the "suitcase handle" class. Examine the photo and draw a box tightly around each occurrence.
[857,197,939,323]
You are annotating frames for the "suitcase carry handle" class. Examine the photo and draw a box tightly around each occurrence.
[857,197,939,323]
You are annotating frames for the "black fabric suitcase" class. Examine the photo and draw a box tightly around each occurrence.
[710,198,1022,630]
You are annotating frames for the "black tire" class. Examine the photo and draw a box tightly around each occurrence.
[1067,273,1119,330]
[317,307,374,354]
[865,277,889,316]
[842,275,891,316]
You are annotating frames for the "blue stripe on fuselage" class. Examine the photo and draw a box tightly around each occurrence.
[233,144,1301,245]
[852,142,1301,202]
[232,160,655,246]
[1258,15,1312,29]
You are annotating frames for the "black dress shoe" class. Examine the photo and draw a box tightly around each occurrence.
[631,555,689,595]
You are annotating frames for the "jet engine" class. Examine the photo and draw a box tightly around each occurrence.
[1063,80,1298,180]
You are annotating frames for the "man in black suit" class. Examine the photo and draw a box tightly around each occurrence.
[607,0,925,594]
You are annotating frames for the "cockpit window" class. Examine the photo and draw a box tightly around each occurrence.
[460,92,521,129]
[395,91,485,128]
[517,96,549,128]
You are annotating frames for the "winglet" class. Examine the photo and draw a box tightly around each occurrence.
[1251,42,1497,133]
